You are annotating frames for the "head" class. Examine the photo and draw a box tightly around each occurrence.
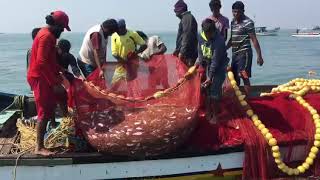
[174,0,188,19]
[232,1,245,21]
[117,19,127,35]
[31,28,41,40]
[57,39,71,55]
[136,31,148,41]
[45,10,71,38]
[101,19,118,38]
[209,0,222,16]
[202,18,216,40]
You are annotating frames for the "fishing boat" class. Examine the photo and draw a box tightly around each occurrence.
[292,28,320,37]
[255,27,279,36]
[0,84,319,180]
[1,57,319,180]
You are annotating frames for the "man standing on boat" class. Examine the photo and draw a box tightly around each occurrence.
[208,0,229,41]
[27,11,71,156]
[195,19,229,123]
[227,1,264,95]
[173,0,198,67]
[111,19,147,91]
[78,19,118,78]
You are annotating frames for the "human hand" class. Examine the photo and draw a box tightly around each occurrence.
[202,78,212,88]
[257,56,264,66]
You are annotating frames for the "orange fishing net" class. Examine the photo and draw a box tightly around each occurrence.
[70,55,201,156]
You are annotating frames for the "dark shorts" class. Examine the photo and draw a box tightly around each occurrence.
[77,58,96,78]
[231,50,253,79]
[207,71,226,100]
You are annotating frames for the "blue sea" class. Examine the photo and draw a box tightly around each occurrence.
[0,30,319,95]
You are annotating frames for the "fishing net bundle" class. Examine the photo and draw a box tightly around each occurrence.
[15,116,75,153]
[70,55,201,157]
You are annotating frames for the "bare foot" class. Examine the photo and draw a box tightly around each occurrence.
[34,148,55,156]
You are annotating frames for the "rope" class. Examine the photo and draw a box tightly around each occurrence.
[83,66,197,103]
[0,95,25,114]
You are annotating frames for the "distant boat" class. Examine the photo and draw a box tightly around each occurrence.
[255,27,279,36]
[312,26,320,31]
[292,28,320,37]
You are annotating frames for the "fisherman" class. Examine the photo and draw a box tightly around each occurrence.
[78,19,118,78]
[136,31,169,89]
[26,28,41,70]
[208,0,229,41]
[57,39,82,79]
[227,1,264,95]
[137,31,167,60]
[195,18,229,123]
[111,19,147,90]
[27,10,71,156]
[173,0,198,67]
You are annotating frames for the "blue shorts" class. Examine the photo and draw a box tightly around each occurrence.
[77,58,96,78]
[206,70,226,101]
[231,50,253,79]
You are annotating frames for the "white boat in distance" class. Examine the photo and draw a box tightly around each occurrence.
[255,27,279,36]
[292,28,320,37]
[292,32,320,37]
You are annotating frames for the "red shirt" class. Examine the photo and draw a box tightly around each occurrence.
[27,27,62,86]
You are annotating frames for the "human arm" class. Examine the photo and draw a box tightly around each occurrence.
[68,54,82,77]
[249,33,264,66]
[132,31,147,54]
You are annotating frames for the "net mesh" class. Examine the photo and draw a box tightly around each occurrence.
[70,55,201,156]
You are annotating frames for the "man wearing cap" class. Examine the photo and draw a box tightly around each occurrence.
[78,19,118,78]
[208,0,229,41]
[173,0,198,67]
[227,1,264,95]
[27,10,71,156]
[111,19,147,90]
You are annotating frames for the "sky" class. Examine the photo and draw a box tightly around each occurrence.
[0,0,319,33]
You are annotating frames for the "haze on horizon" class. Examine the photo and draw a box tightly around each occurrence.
[0,0,319,33]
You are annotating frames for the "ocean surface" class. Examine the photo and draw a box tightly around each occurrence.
[0,30,319,95]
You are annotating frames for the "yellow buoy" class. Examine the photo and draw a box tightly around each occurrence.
[272,145,280,152]
[253,120,262,127]
[246,110,254,117]
[251,115,259,121]
[311,146,319,154]
[272,152,280,158]
[302,162,310,170]
[306,157,314,165]
[297,166,306,173]
[269,138,277,146]
[265,133,273,141]
[240,100,248,106]
[261,128,269,136]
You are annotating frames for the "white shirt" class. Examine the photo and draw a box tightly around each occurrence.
[140,36,164,60]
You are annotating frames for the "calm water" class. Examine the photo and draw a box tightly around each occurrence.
[0,30,319,95]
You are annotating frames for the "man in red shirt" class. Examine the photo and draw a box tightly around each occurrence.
[27,10,71,156]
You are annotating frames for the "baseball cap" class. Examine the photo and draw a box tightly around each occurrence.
[51,10,71,31]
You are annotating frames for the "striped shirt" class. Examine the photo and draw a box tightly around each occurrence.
[231,16,255,54]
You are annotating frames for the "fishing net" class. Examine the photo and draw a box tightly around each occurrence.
[70,55,201,157]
